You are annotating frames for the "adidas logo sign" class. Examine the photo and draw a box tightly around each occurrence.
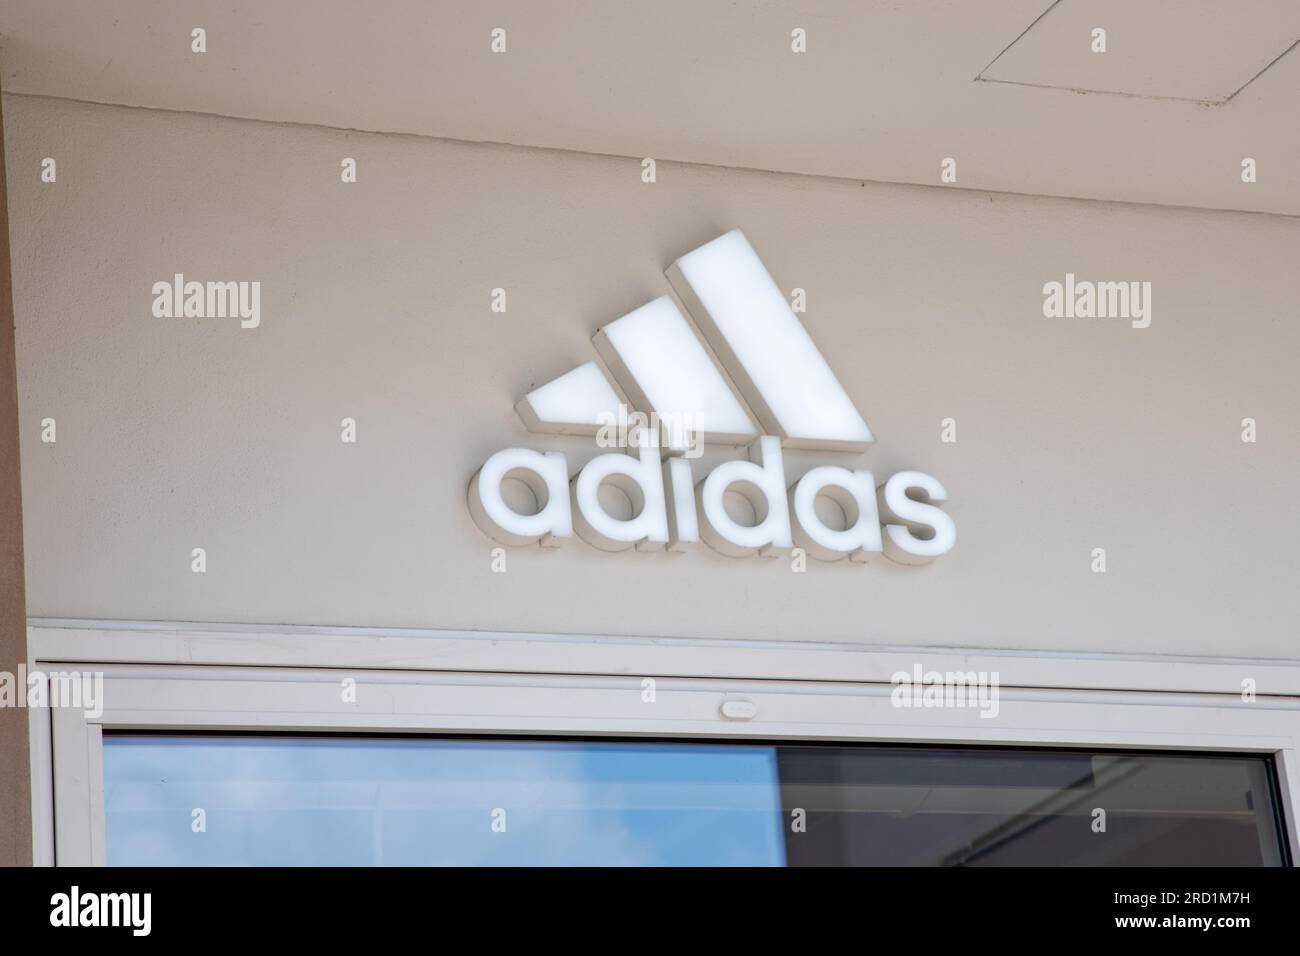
[469,230,955,565]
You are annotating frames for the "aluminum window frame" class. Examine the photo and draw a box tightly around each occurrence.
[28,619,1300,867]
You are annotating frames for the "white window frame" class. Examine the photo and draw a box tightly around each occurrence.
[28,619,1300,866]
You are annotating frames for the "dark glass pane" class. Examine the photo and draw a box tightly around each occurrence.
[776,746,1286,866]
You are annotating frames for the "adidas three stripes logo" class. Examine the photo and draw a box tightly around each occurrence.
[470,230,955,565]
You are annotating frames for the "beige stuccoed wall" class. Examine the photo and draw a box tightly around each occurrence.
[5,94,1298,658]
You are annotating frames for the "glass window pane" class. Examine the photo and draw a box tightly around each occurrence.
[776,746,1287,866]
[103,735,1287,866]
[103,736,786,866]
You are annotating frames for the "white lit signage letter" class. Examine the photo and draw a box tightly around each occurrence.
[663,458,700,552]
[877,471,956,565]
[468,449,573,547]
[789,466,884,562]
[572,441,670,552]
[697,436,793,557]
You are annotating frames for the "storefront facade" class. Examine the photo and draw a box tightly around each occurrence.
[2,3,1299,866]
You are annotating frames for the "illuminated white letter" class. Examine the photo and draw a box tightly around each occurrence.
[877,471,956,565]
[697,436,793,557]
[664,457,700,552]
[790,466,883,562]
[469,449,573,547]
[572,441,669,552]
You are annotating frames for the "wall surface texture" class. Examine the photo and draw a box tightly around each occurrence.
[5,95,1298,658]
[0,91,32,866]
